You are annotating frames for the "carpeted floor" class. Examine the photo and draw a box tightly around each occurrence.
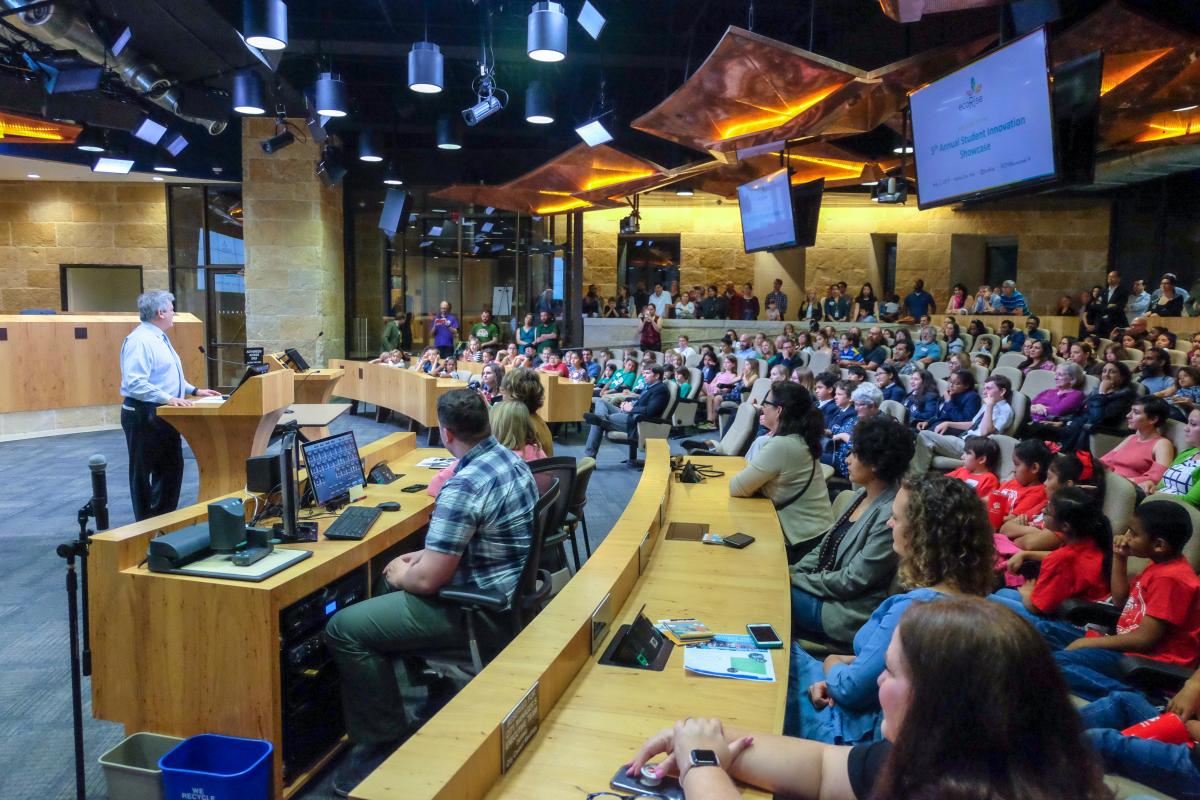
[0,412,659,799]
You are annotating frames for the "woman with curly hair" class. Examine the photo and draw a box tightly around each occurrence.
[786,475,996,745]
[626,598,1112,800]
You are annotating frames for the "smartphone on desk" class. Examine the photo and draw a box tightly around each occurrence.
[722,532,755,549]
[401,483,428,493]
[610,764,683,800]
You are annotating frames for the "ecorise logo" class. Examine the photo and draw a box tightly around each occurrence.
[958,77,984,111]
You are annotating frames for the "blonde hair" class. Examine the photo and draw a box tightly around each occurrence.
[490,400,538,451]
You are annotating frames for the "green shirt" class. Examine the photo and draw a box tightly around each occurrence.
[380,320,402,352]
[469,321,500,345]
[535,321,559,352]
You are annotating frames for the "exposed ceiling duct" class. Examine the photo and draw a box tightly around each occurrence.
[0,0,227,135]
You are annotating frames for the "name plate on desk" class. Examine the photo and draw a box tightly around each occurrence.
[591,592,613,654]
[501,682,539,773]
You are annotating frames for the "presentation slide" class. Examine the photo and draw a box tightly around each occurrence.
[738,168,795,252]
[911,29,1056,209]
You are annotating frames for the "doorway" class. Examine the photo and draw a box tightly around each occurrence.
[171,267,247,390]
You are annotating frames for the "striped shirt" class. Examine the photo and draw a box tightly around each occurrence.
[994,290,1029,315]
[425,436,539,601]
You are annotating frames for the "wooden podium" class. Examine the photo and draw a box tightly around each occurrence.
[265,353,344,404]
[157,369,294,501]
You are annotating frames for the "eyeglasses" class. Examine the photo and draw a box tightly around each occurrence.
[760,399,780,408]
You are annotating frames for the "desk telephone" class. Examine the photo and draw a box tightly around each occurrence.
[367,461,400,484]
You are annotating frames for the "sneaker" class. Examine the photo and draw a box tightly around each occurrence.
[332,741,400,797]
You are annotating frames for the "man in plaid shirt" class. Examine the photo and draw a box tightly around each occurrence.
[325,389,538,794]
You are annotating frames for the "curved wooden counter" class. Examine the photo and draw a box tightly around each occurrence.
[354,442,789,800]
[330,359,466,428]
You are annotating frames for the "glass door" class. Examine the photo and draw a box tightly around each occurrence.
[171,267,246,390]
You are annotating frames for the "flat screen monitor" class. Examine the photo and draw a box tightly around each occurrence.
[791,177,824,248]
[738,168,797,253]
[301,431,365,506]
[910,28,1057,209]
[229,363,269,397]
[1052,50,1103,187]
[283,347,309,372]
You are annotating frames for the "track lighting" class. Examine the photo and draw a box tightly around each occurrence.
[243,0,288,51]
[408,41,444,94]
[525,81,554,124]
[436,114,461,150]
[314,72,348,118]
[232,69,265,115]
[527,2,567,62]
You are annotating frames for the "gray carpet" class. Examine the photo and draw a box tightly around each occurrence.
[0,413,653,799]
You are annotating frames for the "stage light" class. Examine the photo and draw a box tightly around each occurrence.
[358,131,383,162]
[314,72,348,118]
[463,94,502,126]
[133,117,167,145]
[243,0,288,51]
[525,81,554,124]
[436,114,461,150]
[408,41,444,94]
[316,145,347,186]
[527,2,567,62]
[75,128,105,153]
[261,126,294,154]
[93,157,134,174]
[577,1,606,38]
[574,118,612,147]
[232,70,265,115]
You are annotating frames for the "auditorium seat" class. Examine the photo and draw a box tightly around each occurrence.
[606,380,679,462]
[998,352,1027,369]
[991,365,1024,391]
[880,399,906,425]
[1019,369,1057,400]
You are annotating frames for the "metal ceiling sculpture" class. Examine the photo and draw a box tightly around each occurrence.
[877,0,1005,24]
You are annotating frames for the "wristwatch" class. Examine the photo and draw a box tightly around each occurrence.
[687,749,721,772]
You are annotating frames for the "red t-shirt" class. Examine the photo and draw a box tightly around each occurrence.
[539,362,569,377]
[994,479,1048,520]
[946,467,999,500]
[1030,539,1109,614]
[1116,557,1200,667]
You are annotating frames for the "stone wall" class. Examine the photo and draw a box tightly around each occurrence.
[0,180,168,313]
[582,194,1112,314]
[242,117,345,366]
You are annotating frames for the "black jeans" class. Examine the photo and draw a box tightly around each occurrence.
[121,398,184,521]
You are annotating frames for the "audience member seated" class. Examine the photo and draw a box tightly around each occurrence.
[1166,365,1200,420]
[1154,273,1185,316]
[471,362,504,405]
[786,475,996,744]
[1081,670,1200,800]
[945,436,1000,499]
[1047,501,1200,700]
[992,439,1053,531]
[411,347,441,374]
[911,373,1010,473]
[913,325,942,367]
[1138,347,1176,397]
[730,382,833,563]
[997,452,1083,553]
[902,369,940,428]
[826,385,882,477]
[994,486,1112,619]
[699,355,740,430]
[872,363,905,404]
[790,416,914,648]
[324,390,539,793]
[1100,396,1175,494]
[500,368,554,456]
[941,318,966,355]
[1157,408,1200,507]
[1019,338,1056,375]
[1025,362,1087,434]
[1053,361,1137,451]
[425,399,549,496]
[820,380,857,467]
[582,362,669,462]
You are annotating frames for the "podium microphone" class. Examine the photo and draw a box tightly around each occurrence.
[198,345,247,369]
[88,455,108,532]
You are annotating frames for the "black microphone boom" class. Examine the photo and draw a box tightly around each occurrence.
[198,345,248,369]
[88,454,108,532]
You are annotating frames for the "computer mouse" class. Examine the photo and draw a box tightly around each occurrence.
[376,501,401,512]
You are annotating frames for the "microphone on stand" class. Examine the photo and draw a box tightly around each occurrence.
[198,345,248,369]
[88,455,108,532]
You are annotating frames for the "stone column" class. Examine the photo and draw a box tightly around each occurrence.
[241,117,345,366]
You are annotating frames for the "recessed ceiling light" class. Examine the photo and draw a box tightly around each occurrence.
[26,173,40,179]
[1174,105,1199,113]
[152,176,164,181]
[153,165,177,173]
[893,146,914,154]
[675,188,693,197]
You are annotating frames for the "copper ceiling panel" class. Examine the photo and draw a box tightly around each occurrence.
[878,0,1004,24]
[690,143,886,198]
[631,27,872,154]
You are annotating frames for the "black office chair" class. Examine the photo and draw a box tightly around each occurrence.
[526,456,578,574]
[562,456,596,562]
[436,478,560,673]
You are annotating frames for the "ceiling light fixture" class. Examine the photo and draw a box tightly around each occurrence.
[436,114,461,150]
[164,133,188,156]
[358,131,383,162]
[408,41,444,94]
[75,128,105,153]
[152,176,164,181]
[26,173,39,179]
[232,69,265,115]
[132,117,167,145]
[525,81,554,124]
[243,0,288,51]
[93,157,135,174]
[1174,105,1199,113]
[314,72,348,118]
[892,145,914,154]
[383,162,404,185]
[261,116,296,153]
[527,2,567,62]
[675,186,694,197]
[577,1,606,39]
[575,117,613,147]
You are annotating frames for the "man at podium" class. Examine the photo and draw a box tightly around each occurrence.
[119,291,220,520]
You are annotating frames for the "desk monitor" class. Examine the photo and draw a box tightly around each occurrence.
[230,363,269,397]
[284,347,310,372]
[301,431,365,506]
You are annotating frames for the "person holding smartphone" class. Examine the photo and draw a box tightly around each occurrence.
[430,300,459,359]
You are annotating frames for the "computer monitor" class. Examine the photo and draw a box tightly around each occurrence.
[283,347,309,372]
[300,431,365,506]
[229,363,269,397]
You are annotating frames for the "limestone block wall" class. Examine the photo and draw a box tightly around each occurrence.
[242,117,345,366]
[0,181,168,313]
[582,194,1111,314]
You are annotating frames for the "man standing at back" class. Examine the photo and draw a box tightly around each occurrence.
[903,279,935,321]
[120,290,220,520]
[1100,270,1128,332]
[325,390,538,794]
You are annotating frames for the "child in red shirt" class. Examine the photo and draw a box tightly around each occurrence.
[991,439,1052,528]
[1001,453,1084,552]
[1051,500,1200,700]
[1003,486,1111,615]
[946,436,999,499]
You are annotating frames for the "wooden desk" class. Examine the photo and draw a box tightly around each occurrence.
[437,361,592,423]
[329,359,466,428]
[265,354,345,405]
[355,444,789,799]
[0,313,204,413]
[157,370,294,501]
[89,433,443,799]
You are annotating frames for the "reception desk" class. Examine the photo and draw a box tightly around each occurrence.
[330,359,466,429]
[0,312,204,413]
[355,443,788,799]
[90,432,441,799]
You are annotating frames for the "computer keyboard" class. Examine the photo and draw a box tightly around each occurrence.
[324,506,382,541]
